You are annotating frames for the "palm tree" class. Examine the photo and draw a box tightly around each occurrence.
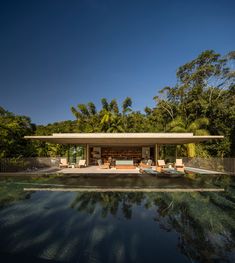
[71,102,99,132]
[101,98,109,111]
[87,102,97,116]
[110,99,119,114]
[167,116,209,157]
[100,98,123,132]
[100,109,113,131]
[121,97,132,132]
[122,97,132,115]
[107,116,124,133]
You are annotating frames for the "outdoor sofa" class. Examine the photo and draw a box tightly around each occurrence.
[115,160,135,169]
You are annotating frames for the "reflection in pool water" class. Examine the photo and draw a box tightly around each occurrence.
[0,175,234,262]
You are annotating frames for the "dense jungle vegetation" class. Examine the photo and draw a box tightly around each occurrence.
[1,50,234,158]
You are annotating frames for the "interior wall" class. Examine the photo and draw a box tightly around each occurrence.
[89,146,155,165]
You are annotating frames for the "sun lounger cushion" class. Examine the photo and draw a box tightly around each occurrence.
[157,160,165,167]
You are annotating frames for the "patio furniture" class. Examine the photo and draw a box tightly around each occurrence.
[174,159,185,172]
[59,158,69,168]
[76,159,86,168]
[97,159,110,169]
[115,160,135,169]
[167,163,173,169]
[156,160,166,172]
[139,159,153,168]
[68,163,75,168]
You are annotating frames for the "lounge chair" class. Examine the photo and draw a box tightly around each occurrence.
[174,159,185,172]
[59,157,69,168]
[156,160,166,172]
[97,159,110,169]
[77,159,86,168]
[139,159,153,168]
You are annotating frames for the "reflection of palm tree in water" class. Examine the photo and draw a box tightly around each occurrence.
[153,190,235,263]
[0,185,32,208]
[70,177,235,263]
[70,192,145,219]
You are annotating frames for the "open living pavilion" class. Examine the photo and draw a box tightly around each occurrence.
[25,133,223,168]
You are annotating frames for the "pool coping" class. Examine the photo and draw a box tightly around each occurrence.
[23,187,225,192]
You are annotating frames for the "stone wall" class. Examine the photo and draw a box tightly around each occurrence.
[182,157,235,174]
[0,157,60,172]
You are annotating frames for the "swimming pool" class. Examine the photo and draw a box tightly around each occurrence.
[0,174,234,262]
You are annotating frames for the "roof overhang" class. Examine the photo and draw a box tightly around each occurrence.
[24,133,224,145]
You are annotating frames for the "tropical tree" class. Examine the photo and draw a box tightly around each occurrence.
[122,97,132,115]
[153,50,235,157]
[106,116,124,133]
[100,98,121,132]
[167,116,209,157]
[0,107,35,158]
[71,102,99,132]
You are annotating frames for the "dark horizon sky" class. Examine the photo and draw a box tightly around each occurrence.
[0,0,235,125]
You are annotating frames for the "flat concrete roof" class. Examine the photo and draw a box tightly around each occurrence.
[24,133,224,145]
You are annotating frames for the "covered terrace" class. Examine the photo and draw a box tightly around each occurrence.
[25,133,224,168]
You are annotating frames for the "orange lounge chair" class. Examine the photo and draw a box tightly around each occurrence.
[156,160,166,172]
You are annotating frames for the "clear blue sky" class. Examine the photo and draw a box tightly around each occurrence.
[0,0,234,124]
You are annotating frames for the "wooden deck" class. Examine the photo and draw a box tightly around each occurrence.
[58,165,140,174]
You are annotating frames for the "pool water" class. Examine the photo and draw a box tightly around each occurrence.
[0,175,234,263]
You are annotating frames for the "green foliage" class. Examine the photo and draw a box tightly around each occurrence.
[71,97,134,133]
[150,49,235,157]
[122,96,132,114]
[0,107,36,158]
[166,116,210,157]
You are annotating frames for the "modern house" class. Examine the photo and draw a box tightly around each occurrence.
[25,133,223,165]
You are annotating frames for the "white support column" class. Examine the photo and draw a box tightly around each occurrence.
[86,144,89,166]
[155,144,158,165]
